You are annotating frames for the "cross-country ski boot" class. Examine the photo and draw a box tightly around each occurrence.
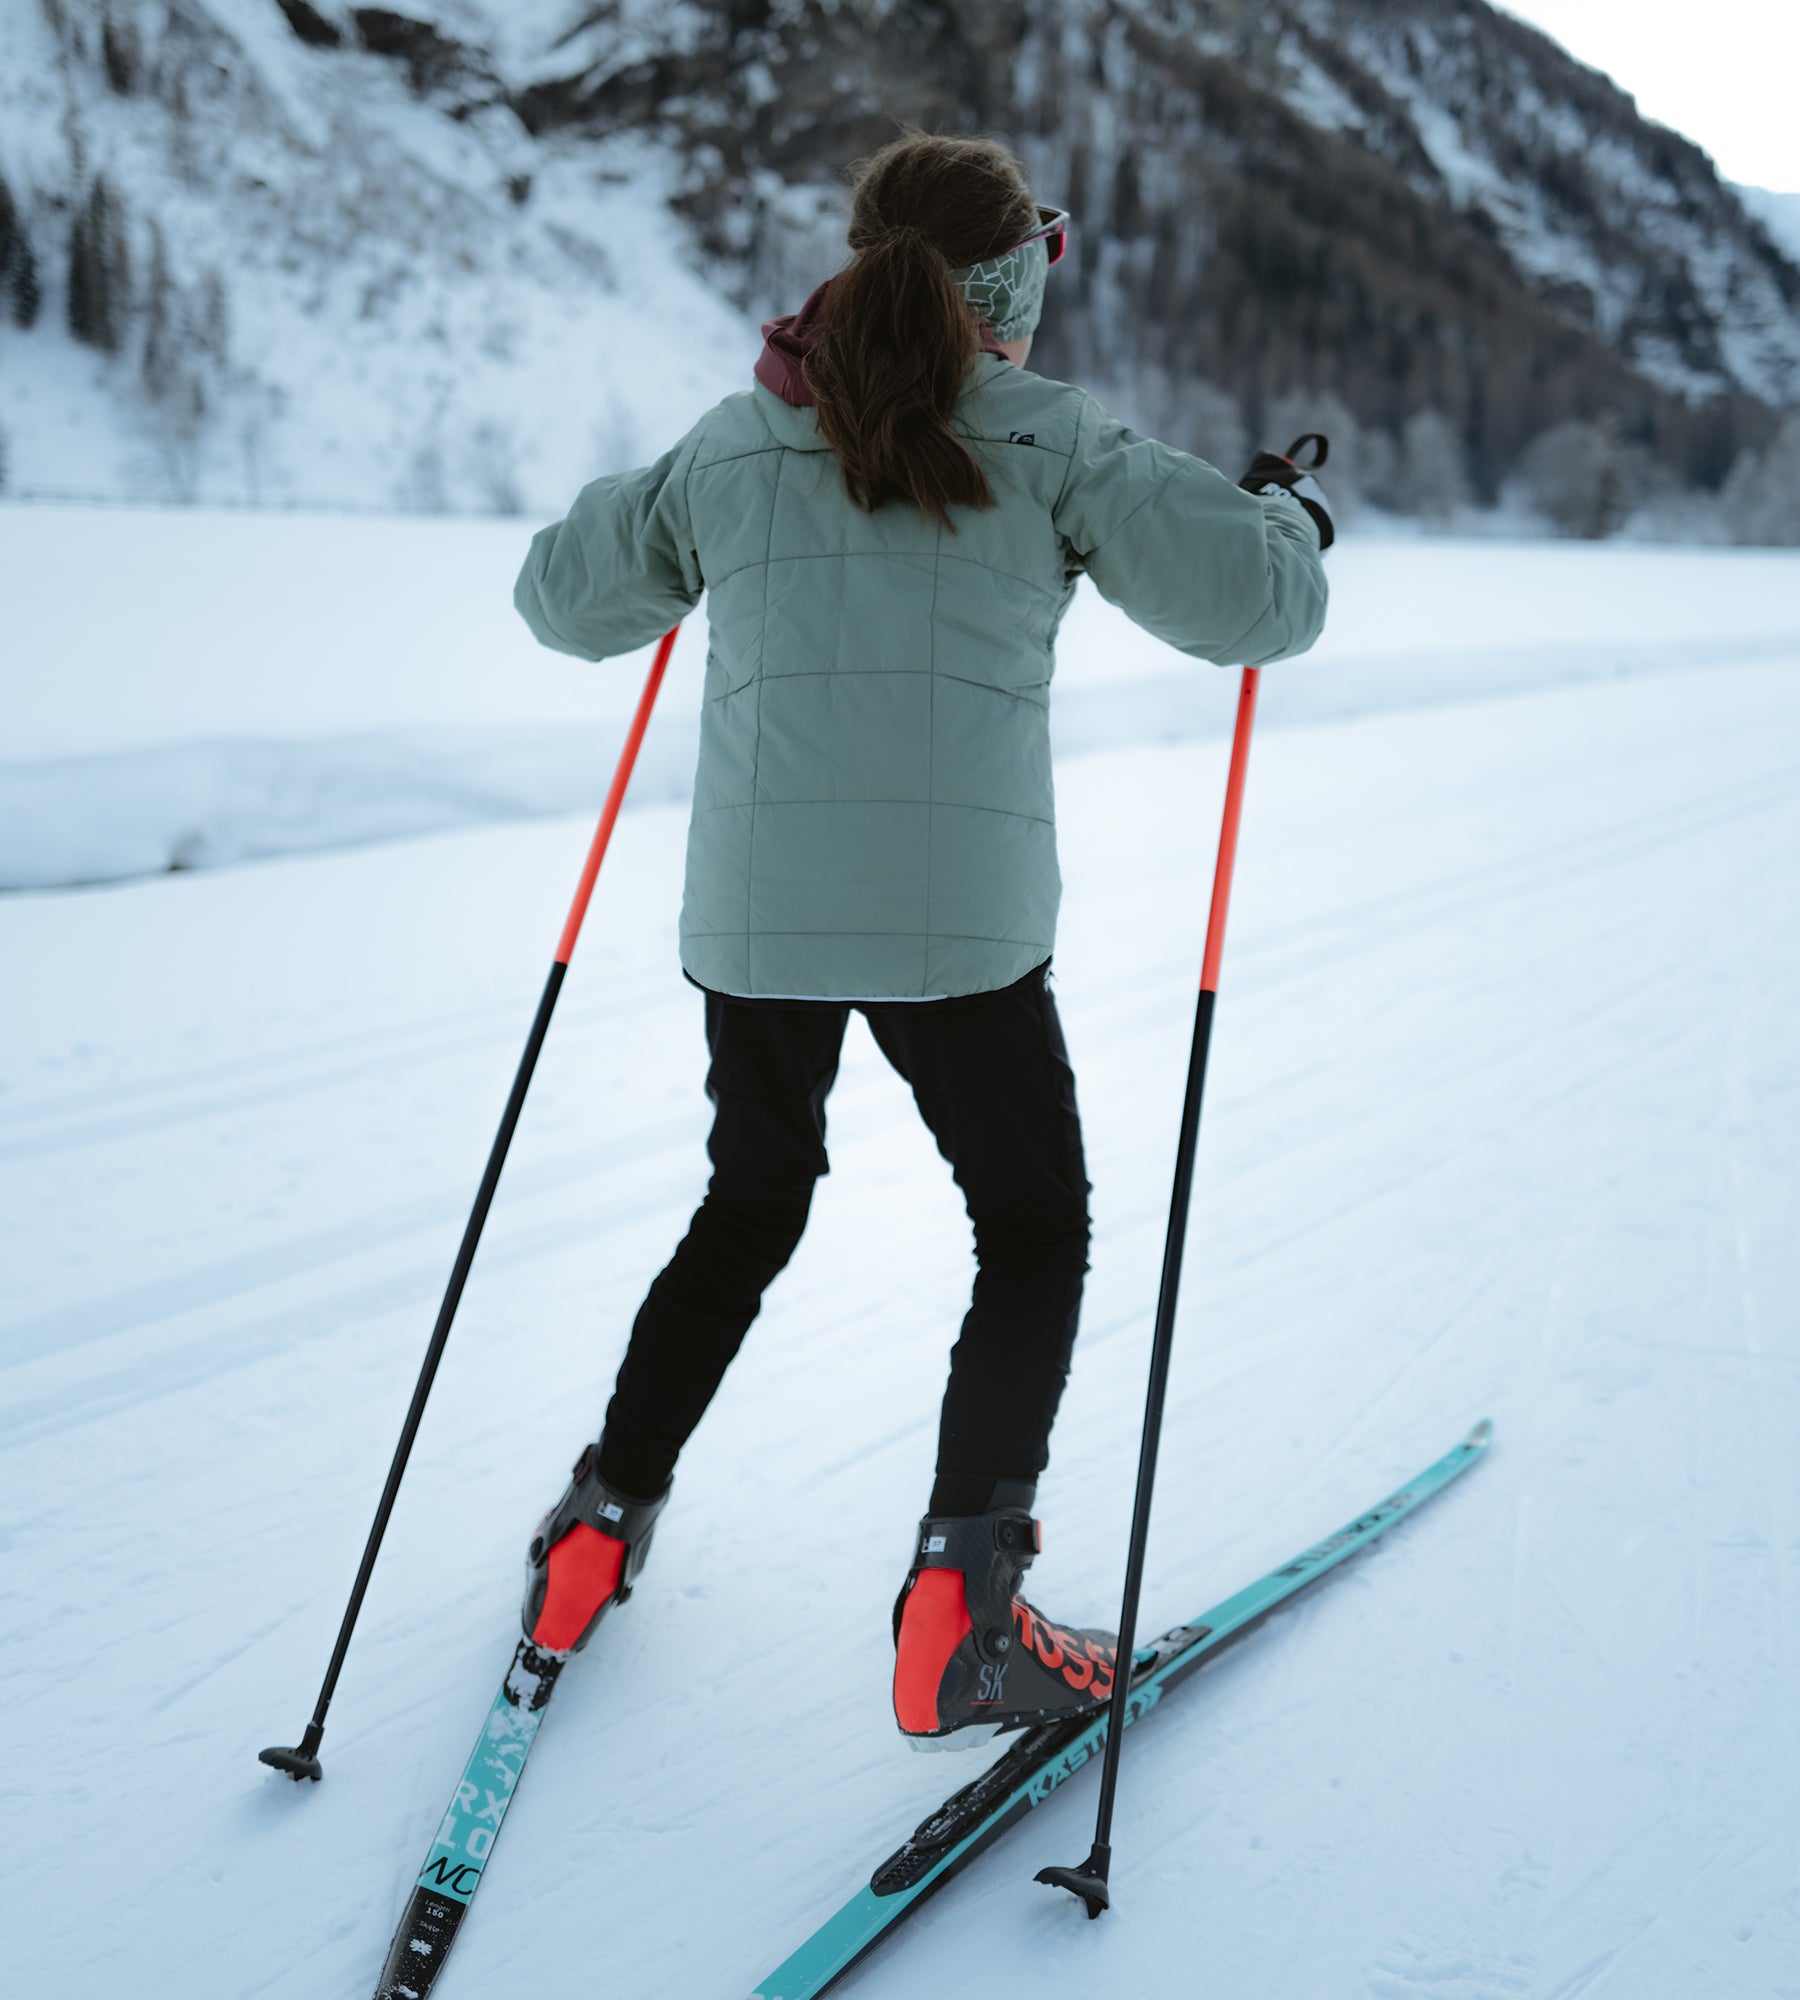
[892,1506,1117,1750]
[522,1443,670,1655]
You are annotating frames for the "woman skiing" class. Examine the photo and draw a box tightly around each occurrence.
[512,131,1330,1747]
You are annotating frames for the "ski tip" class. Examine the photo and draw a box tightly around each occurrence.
[1463,1418,1494,1451]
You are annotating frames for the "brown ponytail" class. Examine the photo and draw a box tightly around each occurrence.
[806,133,1038,530]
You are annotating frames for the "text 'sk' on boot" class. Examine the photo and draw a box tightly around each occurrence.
[892,1507,1116,1748]
[522,1443,670,1654]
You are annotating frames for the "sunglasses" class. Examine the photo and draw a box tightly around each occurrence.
[1007,205,1070,267]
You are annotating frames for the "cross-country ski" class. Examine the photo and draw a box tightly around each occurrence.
[370,1641,562,2000]
[751,1421,1490,2000]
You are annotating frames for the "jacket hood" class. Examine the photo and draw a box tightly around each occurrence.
[754,280,1010,408]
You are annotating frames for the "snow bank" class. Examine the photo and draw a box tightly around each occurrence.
[4,504,1799,890]
[0,727,692,888]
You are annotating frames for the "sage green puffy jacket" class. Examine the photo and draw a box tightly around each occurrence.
[515,355,1327,999]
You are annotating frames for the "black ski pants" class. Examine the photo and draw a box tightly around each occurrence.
[596,962,1092,1508]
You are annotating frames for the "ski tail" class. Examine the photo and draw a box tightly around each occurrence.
[748,1420,1492,2000]
[372,1640,564,1999]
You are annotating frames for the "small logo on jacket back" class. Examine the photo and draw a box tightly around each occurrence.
[1009,431,1036,446]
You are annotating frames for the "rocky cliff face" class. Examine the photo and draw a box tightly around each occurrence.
[514,0,1800,500]
[2,0,1794,522]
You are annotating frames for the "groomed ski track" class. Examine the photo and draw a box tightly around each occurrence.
[3,544,1798,1998]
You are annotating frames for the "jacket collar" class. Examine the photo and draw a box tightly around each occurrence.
[754,280,1010,408]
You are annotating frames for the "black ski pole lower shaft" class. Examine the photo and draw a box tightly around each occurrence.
[261,959,567,1779]
[1094,985,1213,1843]
[1036,986,1215,1915]
[1039,662,1260,1912]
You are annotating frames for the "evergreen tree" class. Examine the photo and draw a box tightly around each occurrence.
[101,12,144,94]
[68,177,131,354]
[11,234,42,329]
[0,173,41,330]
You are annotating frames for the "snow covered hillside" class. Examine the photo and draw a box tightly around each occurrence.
[3,535,1797,1997]
[1741,185,1800,269]
[3,0,1796,519]
[0,0,754,511]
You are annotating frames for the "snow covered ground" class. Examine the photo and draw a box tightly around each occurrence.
[3,527,1798,1998]
[8,501,1800,889]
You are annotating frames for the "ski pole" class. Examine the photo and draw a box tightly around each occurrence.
[1036,661,1262,1916]
[261,624,681,1783]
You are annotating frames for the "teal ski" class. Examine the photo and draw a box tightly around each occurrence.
[749,1420,1492,2000]
[371,1640,564,1999]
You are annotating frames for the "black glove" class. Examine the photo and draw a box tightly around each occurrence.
[1239,432,1333,551]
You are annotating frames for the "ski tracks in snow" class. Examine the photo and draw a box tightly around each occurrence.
[4,650,1800,1997]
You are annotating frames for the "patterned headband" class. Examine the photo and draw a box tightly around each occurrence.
[953,207,1069,342]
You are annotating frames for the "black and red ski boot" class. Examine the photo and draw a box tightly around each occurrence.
[892,1507,1117,1749]
[521,1443,670,1655]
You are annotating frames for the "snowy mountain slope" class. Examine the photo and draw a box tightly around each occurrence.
[2,0,1795,515]
[511,0,1800,488]
[1284,0,1800,408]
[3,621,1797,1996]
[0,0,751,511]
[1740,184,1800,271]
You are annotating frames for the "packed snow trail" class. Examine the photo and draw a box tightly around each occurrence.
[2,581,1798,1997]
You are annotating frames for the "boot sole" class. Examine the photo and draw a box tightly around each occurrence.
[903,1722,1002,1754]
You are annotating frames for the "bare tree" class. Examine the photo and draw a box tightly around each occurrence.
[397,434,451,514]
[464,420,524,515]
[1719,413,1800,547]
[140,220,209,498]
[1513,418,1644,538]
[1399,409,1471,525]
[1125,367,1249,472]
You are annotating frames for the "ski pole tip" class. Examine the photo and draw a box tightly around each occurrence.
[259,1725,324,1782]
[1465,1418,1494,1450]
[1036,1843,1112,1919]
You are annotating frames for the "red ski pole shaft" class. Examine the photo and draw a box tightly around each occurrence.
[261,625,681,1782]
[556,628,677,964]
[1200,666,1260,994]
[1039,663,1261,1914]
